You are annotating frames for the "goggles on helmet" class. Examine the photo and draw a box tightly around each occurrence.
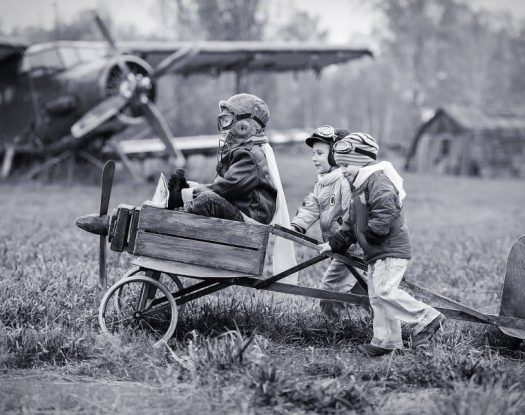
[311,125,337,141]
[332,140,377,160]
[217,111,266,131]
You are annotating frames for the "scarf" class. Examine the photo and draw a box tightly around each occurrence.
[260,143,298,284]
[353,161,406,203]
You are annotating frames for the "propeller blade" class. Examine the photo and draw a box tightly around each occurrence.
[100,160,115,216]
[93,12,130,77]
[71,95,128,139]
[143,101,186,165]
[98,160,114,288]
[99,235,107,287]
[153,45,200,78]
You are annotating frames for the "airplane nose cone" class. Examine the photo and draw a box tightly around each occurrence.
[76,214,110,236]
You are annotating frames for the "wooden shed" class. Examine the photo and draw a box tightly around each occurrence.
[405,106,525,178]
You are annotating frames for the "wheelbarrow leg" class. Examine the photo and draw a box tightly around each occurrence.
[138,270,161,309]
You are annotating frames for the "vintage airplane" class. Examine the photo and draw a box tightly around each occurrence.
[0,13,372,179]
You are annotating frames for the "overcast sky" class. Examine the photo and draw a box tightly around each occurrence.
[1,0,524,43]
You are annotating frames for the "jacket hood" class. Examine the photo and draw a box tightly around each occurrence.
[354,161,407,202]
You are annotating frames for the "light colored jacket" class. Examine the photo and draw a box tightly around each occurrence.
[291,168,351,242]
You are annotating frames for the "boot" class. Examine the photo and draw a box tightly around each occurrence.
[167,169,189,210]
[357,343,394,357]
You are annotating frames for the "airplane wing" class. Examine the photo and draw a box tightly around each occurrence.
[0,37,29,62]
[104,129,309,157]
[119,41,372,76]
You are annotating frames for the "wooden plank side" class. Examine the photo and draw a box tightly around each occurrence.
[134,230,264,274]
[110,207,132,252]
[126,208,141,254]
[499,236,525,319]
[132,256,257,278]
[138,205,269,250]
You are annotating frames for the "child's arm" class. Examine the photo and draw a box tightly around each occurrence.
[197,149,258,198]
[327,211,357,254]
[365,173,401,245]
[291,190,320,234]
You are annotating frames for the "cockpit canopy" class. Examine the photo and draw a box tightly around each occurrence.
[21,42,108,74]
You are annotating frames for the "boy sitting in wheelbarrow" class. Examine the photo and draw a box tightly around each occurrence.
[168,93,297,283]
[319,132,446,357]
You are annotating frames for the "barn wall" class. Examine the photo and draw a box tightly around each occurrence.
[408,112,465,172]
[478,132,525,178]
[410,111,525,178]
[413,132,467,174]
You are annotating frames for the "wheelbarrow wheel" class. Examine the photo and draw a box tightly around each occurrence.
[99,275,178,348]
[117,267,186,317]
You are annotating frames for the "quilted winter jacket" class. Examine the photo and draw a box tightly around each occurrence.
[203,137,277,224]
[328,168,411,264]
[291,168,351,242]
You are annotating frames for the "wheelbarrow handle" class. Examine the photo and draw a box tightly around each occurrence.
[270,224,368,290]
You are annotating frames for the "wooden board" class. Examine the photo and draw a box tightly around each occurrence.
[133,230,264,275]
[110,206,132,252]
[132,256,256,279]
[126,208,141,254]
[499,236,525,338]
[138,205,269,250]
[499,236,525,319]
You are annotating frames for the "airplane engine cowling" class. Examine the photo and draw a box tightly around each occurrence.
[100,56,157,125]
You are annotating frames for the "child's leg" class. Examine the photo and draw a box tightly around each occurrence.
[368,262,403,349]
[186,191,244,222]
[371,258,441,335]
[320,258,356,319]
[322,258,356,292]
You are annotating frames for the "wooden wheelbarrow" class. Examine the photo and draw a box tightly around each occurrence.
[76,161,525,347]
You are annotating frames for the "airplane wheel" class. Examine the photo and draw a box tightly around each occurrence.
[99,276,178,348]
[117,267,185,316]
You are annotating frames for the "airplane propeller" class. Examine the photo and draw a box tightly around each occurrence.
[76,160,115,287]
[70,13,197,167]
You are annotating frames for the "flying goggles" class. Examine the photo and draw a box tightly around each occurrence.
[332,138,377,160]
[311,125,338,141]
[217,111,266,131]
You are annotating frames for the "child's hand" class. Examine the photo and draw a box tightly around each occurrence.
[318,242,332,254]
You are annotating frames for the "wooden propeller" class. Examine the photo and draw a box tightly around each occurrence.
[76,160,115,287]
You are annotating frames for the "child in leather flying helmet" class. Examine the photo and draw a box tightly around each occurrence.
[319,132,445,357]
[291,125,362,320]
[168,93,297,284]
[168,93,278,224]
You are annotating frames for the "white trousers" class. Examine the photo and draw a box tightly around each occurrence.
[319,258,359,318]
[322,258,357,292]
[368,258,440,349]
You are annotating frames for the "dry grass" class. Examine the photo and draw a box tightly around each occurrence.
[1,150,525,414]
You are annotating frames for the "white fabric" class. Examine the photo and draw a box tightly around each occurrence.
[143,173,169,208]
[353,161,407,203]
[368,258,440,349]
[261,143,298,285]
[181,188,195,203]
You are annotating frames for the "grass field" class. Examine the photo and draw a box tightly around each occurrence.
[1,148,525,414]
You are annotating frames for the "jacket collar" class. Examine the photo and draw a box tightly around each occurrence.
[352,161,407,201]
[317,168,342,186]
[224,135,268,151]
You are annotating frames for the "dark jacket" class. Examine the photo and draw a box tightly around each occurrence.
[204,137,277,224]
[329,170,411,264]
